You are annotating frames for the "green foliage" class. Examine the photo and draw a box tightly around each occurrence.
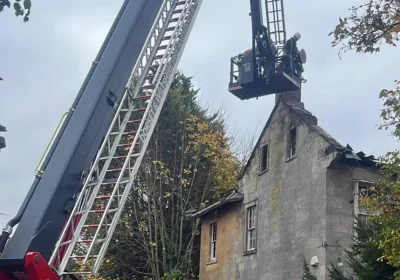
[327,265,349,280]
[300,256,317,280]
[161,269,185,280]
[331,1,400,278]
[345,218,396,280]
[329,0,400,54]
[0,0,31,21]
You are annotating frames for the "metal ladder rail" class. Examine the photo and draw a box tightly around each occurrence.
[265,0,286,53]
[49,0,181,275]
[52,0,203,277]
[69,0,199,275]
[91,2,201,272]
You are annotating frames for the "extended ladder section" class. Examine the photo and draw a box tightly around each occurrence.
[49,0,202,277]
[265,0,286,53]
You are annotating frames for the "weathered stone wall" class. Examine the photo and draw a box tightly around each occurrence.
[325,166,382,273]
[235,103,336,279]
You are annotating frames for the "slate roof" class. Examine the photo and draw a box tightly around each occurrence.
[192,191,244,219]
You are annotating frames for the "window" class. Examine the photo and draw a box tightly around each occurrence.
[246,206,257,251]
[210,223,217,261]
[260,143,269,172]
[287,126,297,159]
[354,180,377,225]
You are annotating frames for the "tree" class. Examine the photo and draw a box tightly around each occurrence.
[300,256,317,280]
[82,72,239,280]
[0,0,31,22]
[330,0,400,55]
[330,1,400,279]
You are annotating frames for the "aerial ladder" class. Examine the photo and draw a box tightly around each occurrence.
[0,0,305,279]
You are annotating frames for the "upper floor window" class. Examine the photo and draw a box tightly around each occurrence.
[287,126,297,160]
[354,180,377,225]
[260,143,269,172]
[210,223,217,261]
[246,205,257,252]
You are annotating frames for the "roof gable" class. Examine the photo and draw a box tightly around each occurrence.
[238,99,373,178]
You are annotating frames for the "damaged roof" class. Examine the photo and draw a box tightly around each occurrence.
[238,100,377,178]
[192,191,244,219]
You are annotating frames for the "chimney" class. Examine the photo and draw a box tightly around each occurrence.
[275,90,301,104]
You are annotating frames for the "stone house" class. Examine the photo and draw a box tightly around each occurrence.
[192,92,380,280]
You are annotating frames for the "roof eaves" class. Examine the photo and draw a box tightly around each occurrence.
[192,191,244,219]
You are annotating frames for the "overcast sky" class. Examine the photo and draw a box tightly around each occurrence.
[0,0,398,227]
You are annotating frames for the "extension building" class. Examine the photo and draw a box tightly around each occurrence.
[193,91,380,279]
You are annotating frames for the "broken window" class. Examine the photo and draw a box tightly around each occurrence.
[354,181,377,226]
[287,126,297,159]
[210,223,217,261]
[260,143,269,172]
[246,206,257,251]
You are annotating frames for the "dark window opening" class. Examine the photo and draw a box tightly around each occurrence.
[287,126,297,159]
[260,144,269,172]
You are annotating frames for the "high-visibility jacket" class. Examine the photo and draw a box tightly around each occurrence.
[283,38,297,58]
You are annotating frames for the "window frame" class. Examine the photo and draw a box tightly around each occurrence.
[244,202,257,255]
[210,222,217,261]
[259,141,269,174]
[287,125,298,160]
[353,180,377,230]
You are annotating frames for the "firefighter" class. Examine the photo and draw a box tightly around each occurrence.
[282,32,301,77]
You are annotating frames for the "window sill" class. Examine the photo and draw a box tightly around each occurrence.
[243,249,256,256]
[206,260,217,266]
[286,155,297,162]
[258,169,268,176]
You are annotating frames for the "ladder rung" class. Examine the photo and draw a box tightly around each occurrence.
[169,18,179,23]
[107,165,137,172]
[134,95,152,101]
[89,208,118,214]
[83,223,112,228]
[63,271,92,275]
[59,240,73,247]
[172,9,183,15]
[127,119,142,124]
[165,26,176,32]
[161,36,172,41]
[121,107,146,113]
[70,255,98,259]
[95,194,123,199]
[158,45,168,50]
[76,238,105,244]
[176,1,186,5]
[109,130,136,136]
[117,142,139,148]
[86,177,131,187]
[99,154,138,160]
